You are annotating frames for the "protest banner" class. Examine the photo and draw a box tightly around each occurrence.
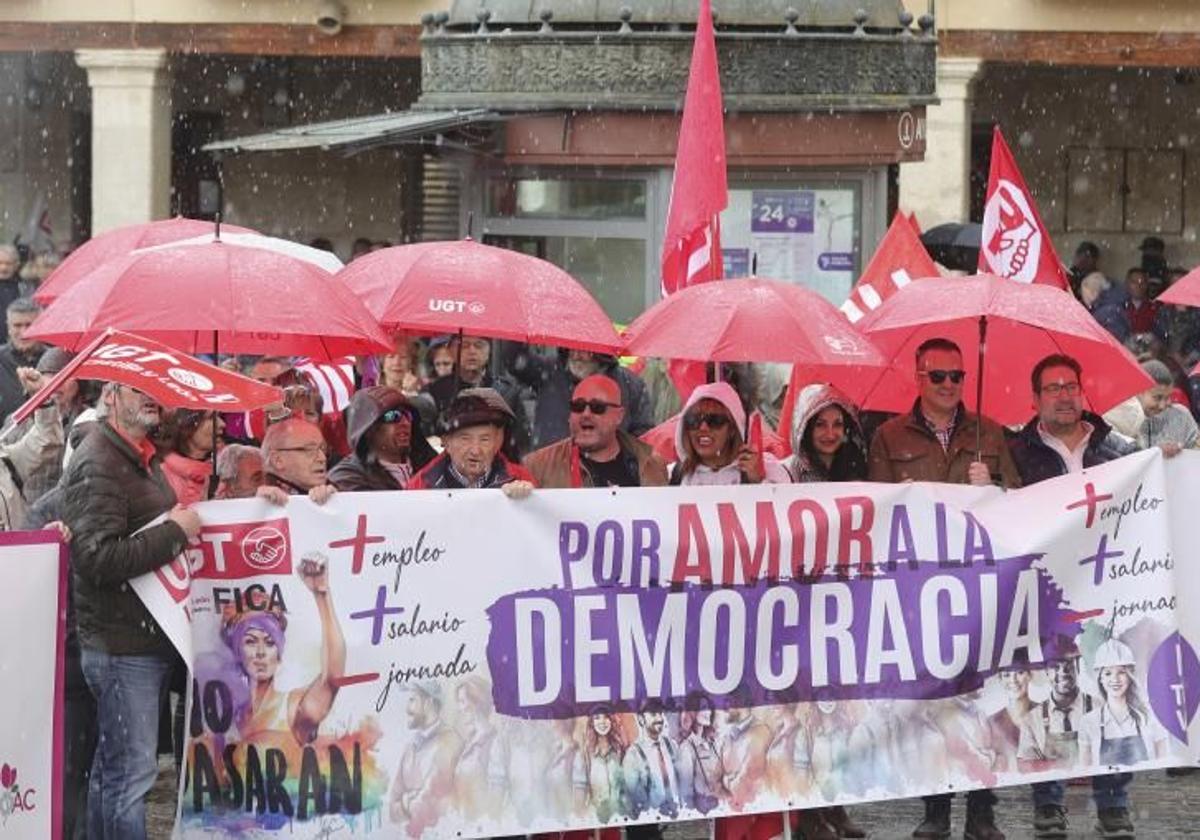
[130,449,1200,838]
[0,532,66,840]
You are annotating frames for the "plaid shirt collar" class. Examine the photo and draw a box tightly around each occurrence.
[912,400,963,453]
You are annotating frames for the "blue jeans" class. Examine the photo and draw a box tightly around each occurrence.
[1031,774,1133,810]
[81,647,173,840]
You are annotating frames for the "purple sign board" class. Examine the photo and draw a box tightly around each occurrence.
[751,191,815,234]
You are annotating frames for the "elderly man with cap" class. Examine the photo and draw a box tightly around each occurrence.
[256,417,338,505]
[329,386,437,492]
[388,680,463,837]
[524,373,666,488]
[407,387,535,495]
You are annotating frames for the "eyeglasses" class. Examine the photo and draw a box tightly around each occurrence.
[275,443,328,459]
[919,369,966,385]
[683,412,731,431]
[569,399,621,416]
[379,408,413,424]
[1040,381,1082,397]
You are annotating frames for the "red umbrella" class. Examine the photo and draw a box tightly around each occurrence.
[336,239,622,353]
[33,217,256,304]
[853,274,1153,425]
[620,277,888,373]
[26,238,390,360]
[640,410,788,463]
[1159,266,1200,307]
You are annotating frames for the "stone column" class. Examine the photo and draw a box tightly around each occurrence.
[899,56,982,228]
[75,49,171,233]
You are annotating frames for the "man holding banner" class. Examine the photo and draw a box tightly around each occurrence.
[1007,354,1139,839]
[63,382,202,840]
[869,338,1015,840]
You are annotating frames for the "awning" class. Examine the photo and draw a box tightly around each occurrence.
[203,108,497,154]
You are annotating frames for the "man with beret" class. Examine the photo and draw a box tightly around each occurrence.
[406,387,534,496]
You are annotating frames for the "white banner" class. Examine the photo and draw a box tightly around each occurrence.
[0,532,65,839]
[126,450,1200,838]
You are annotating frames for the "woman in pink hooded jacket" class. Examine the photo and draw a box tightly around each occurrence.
[670,382,790,486]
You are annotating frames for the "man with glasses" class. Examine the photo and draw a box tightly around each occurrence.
[868,337,1020,489]
[1006,354,1137,839]
[329,386,437,492]
[524,374,666,488]
[258,417,338,504]
[868,338,1017,840]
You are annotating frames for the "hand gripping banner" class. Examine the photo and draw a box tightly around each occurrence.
[131,450,1200,838]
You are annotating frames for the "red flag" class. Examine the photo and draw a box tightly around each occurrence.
[660,0,727,399]
[978,126,1070,289]
[7,329,283,428]
[840,212,939,324]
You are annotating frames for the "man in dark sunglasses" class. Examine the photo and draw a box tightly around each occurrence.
[868,338,1019,840]
[524,374,666,489]
[329,387,438,492]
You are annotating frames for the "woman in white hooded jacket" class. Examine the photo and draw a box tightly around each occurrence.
[669,382,790,486]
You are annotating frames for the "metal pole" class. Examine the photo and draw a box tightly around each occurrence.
[975,314,987,458]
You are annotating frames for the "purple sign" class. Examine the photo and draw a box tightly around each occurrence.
[485,556,1076,719]
[1148,631,1200,744]
[722,248,751,279]
[818,252,855,272]
[751,191,814,234]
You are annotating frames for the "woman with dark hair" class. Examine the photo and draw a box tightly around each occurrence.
[221,552,346,745]
[157,408,225,506]
[1079,639,1166,766]
[787,384,867,483]
[676,695,726,815]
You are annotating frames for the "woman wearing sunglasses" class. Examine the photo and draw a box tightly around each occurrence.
[670,382,790,486]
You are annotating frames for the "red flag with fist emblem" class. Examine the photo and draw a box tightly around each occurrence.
[977,126,1069,289]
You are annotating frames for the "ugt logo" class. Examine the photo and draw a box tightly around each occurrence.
[0,763,37,824]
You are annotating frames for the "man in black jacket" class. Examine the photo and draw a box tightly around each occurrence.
[1007,354,1138,840]
[62,382,201,840]
[0,297,45,422]
[329,386,437,492]
[421,334,531,456]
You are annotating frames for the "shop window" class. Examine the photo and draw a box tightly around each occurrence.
[1066,147,1183,234]
[720,183,862,305]
[487,177,646,221]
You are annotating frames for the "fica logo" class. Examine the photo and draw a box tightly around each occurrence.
[0,762,36,824]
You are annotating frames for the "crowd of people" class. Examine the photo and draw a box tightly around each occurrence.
[0,233,1196,840]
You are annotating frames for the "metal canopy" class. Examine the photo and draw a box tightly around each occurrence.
[202,108,497,154]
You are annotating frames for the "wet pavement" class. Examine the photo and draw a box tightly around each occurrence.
[148,764,1200,839]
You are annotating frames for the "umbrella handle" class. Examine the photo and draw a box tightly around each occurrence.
[975,315,988,461]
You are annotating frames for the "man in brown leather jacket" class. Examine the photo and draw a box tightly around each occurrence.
[868,338,1021,490]
[868,338,1018,840]
[524,374,667,489]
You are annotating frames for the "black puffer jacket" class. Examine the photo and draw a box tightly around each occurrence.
[1007,412,1136,486]
[328,386,437,492]
[63,423,189,655]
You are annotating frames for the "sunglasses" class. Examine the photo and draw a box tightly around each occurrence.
[683,412,730,430]
[919,369,966,385]
[379,408,413,424]
[570,399,621,415]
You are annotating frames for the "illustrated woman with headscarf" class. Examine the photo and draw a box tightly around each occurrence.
[222,551,346,745]
[1079,638,1167,766]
